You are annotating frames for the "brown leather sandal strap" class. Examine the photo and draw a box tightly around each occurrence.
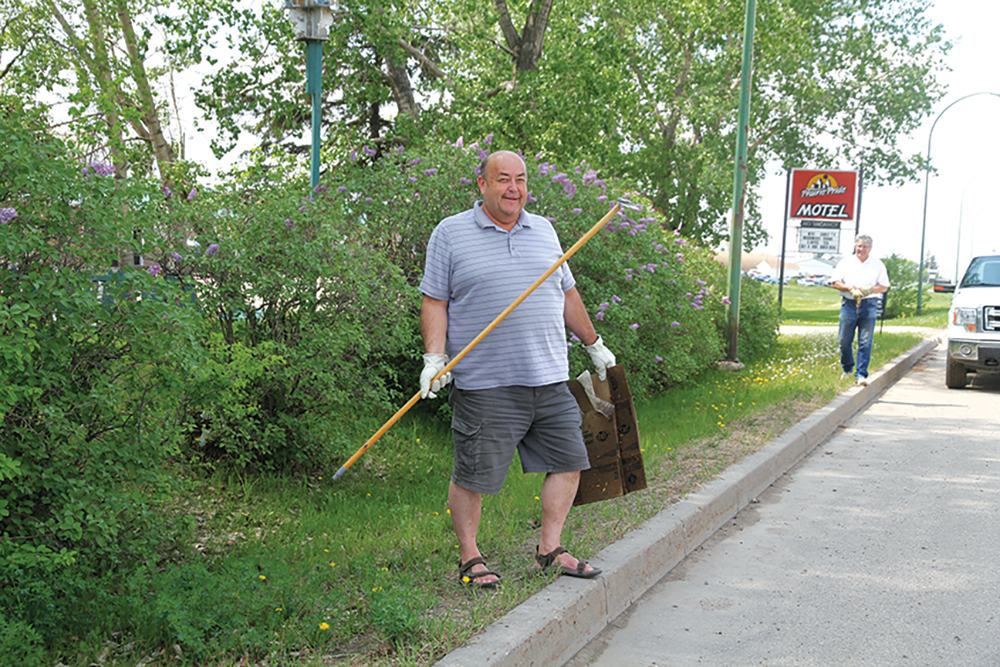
[459,556,487,576]
[536,545,568,569]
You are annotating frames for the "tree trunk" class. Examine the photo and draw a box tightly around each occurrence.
[517,0,554,71]
[114,0,176,176]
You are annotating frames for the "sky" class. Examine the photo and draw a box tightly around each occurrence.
[751,0,1000,281]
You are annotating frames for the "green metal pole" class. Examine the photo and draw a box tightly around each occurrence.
[306,40,323,190]
[725,0,757,362]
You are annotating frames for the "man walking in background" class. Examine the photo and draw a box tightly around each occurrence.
[830,234,891,386]
[418,150,615,588]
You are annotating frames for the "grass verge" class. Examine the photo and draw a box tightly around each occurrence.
[775,283,949,328]
[68,330,929,667]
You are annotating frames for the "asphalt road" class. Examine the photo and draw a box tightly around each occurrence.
[565,344,1000,667]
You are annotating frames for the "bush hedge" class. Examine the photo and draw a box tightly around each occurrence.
[0,105,779,658]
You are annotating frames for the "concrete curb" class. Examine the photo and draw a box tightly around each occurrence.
[434,336,941,667]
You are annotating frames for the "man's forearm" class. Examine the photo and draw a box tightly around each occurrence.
[564,287,598,346]
[420,295,449,354]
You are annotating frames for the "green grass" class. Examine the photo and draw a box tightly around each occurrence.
[63,325,932,667]
[774,282,950,328]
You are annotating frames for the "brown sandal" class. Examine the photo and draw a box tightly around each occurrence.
[535,545,602,579]
[458,556,501,589]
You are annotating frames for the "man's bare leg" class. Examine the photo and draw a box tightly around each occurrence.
[536,471,598,574]
[449,481,500,585]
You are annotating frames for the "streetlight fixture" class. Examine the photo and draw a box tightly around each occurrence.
[916,91,1000,314]
[285,0,336,190]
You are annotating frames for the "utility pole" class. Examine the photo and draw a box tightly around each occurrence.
[724,0,757,362]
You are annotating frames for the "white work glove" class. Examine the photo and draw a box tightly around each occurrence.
[857,285,873,298]
[849,287,863,306]
[420,353,451,399]
[583,335,616,381]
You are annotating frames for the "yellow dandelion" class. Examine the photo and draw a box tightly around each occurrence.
[276,607,283,612]
[259,575,266,580]
[446,509,451,514]
[319,622,330,630]
[462,576,471,583]
[329,562,335,567]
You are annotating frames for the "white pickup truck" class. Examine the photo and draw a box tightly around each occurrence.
[946,254,1000,388]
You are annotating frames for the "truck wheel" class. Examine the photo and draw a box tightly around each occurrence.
[945,357,967,389]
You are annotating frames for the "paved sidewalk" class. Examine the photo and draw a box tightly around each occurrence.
[434,333,942,667]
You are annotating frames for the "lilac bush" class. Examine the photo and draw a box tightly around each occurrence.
[315,138,777,397]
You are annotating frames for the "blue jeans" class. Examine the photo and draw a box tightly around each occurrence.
[839,297,878,378]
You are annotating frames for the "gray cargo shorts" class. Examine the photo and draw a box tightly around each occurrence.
[448,382,590,495]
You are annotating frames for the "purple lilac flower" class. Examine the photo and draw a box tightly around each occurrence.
[363,145,376,157]
[408,158,422,166]
[596,311,605,321]
[563,183,578,198]
[597,195,608,202]
[671,321,680,328]
[625,274,633,281]
[394,146,405,156]
[186,187,197,201]
[599,302,610,311]
[721,296,731,305]
[147,264,162,276]
[89,161,115,176]
[630,323,639,330]
[696,279,706,286]
[205,243,220,257]
[484,133,494,145]
[477,148,489,161]
[314,184,327,194]
[285,219,295,229]
[569,332,580,342]
[349,150,358,162]
[337,186,348,193]
[460,177,473,186]
[424,168,438,176]
[526,193,537,203]
[162,185,172,199]
[365,197,373,203]
[0,208,17,224]
[571,208,582,215]
[676,238,687,245]
[408,177,418,183]
[654,356,663,362]
[582,169,599,185]
[535,152,544,161]
[612,295,622,304]
[171,252,183,262]
[453,136,464,148]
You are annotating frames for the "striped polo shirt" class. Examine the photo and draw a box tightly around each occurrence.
[419,202,575,390]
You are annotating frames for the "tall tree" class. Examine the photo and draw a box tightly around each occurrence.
[1,0,183,180]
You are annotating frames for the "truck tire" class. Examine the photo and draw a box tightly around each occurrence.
[945,356,967,389]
